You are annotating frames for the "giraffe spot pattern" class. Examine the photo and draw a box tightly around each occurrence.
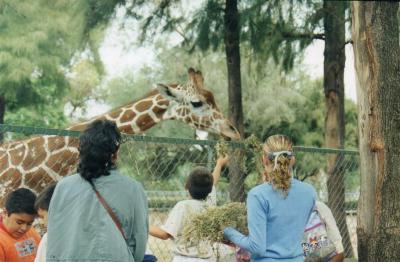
[25,168,55,194]
[119,125,134,134]
[107,109,123,120]
[135,101,153,112]
[46,150,79,176]
[0,169,22,206]
[47,136,66,152]
[137,115,155,132]
[120,110,137,124]
[0,153,9,172]
[22,137,46,170]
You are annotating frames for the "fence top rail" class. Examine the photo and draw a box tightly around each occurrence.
[0,124,359,155]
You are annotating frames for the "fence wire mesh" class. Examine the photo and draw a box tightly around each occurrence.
[0,124,360,261]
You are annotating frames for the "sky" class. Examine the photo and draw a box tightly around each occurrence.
[93,5,358,117]
[100,39,358,101]
[98,7,358,99]
[303,40,357,102]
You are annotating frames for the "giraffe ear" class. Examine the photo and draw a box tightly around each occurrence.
[194,70,204,89]
[188,68,197,84]
[156,83,182,101]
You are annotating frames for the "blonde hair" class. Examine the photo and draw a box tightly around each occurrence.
[263,134,293,197]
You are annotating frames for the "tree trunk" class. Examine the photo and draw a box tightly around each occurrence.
[0,95,5,143]
[323,1,353,257]
[352,2,400,261]
[224,0,245,202]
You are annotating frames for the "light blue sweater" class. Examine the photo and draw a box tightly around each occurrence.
[224,179,316,262]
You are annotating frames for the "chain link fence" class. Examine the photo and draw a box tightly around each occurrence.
[0,124,360,261]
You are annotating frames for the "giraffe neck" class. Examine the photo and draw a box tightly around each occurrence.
[68,89,170,134]
[0,89,172,202]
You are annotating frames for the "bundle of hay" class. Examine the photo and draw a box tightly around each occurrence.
[182,202,248,245]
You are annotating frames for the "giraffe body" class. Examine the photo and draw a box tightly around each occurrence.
[0,68,240,205]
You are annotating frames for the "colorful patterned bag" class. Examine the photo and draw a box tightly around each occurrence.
[302,208,337,262]
[236,247,250,262]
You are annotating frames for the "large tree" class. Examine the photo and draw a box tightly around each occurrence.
[352,2,400,260]
[0,0,125,141]
[223,0,245,201]
[322,1,353,257]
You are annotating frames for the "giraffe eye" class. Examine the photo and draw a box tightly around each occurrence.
[190,101,203,108]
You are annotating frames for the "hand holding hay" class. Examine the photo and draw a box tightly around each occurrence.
[182,202,248,245]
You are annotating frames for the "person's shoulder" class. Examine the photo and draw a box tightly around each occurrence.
[26,227,41,243]
[174,199,192,207]
[293,179,316,193]
[111,170,144,189]
[0,223,12,240]
[249,183,272,195]
[58,173,80,186]
[316,201,331,214]
[173,199,203,211]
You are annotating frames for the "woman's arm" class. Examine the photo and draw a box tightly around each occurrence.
[316,201,344,254]
[224,191,267,256]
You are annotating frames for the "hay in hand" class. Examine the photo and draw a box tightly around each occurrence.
[182,202,248,245]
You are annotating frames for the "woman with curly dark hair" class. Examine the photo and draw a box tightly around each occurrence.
[46,119,148,262]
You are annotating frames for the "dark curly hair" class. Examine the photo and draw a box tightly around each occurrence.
[78,119,121,185]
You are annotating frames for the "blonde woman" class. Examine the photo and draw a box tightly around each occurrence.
[224,135,316,261]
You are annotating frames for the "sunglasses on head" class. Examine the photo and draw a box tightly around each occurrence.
[267,151,294,161]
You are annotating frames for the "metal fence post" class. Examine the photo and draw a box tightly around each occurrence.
[207,146,214,170]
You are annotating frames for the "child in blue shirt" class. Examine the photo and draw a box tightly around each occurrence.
[224,134,316,261]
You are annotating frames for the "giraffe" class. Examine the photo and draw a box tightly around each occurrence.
[0,68,240,205]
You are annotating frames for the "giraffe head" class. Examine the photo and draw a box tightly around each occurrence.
[156,68,240,140]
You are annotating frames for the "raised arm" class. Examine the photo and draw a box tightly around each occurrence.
[212,155,229,186]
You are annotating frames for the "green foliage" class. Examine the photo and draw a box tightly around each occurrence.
[5,103,66,128]
[84,0,126,30]
[240,0,324,71]
[0,0,126,125]
[0,0,86,107]
[126,0,327,71]
[4,102,67,141]
[65,59,101,118]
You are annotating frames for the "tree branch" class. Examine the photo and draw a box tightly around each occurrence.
[281,32,325,41]
[174,26,188,43]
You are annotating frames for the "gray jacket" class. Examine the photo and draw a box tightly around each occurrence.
[47,170,148,262]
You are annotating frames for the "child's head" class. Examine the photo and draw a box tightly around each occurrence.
[34,183,57,227]
[2,188,37,239]
[185,166,213,200]
[263,134,295,197]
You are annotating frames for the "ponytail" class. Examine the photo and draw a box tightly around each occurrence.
[264,135,294,197]
[269,155,292,197]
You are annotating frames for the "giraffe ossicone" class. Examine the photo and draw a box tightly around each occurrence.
[0,68,240,205]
